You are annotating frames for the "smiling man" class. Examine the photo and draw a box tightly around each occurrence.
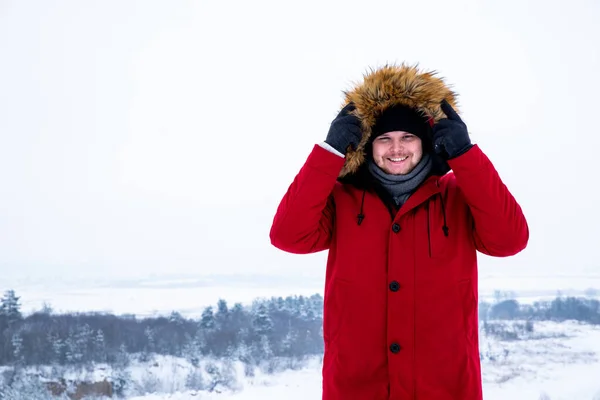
[270,64,529,400]
[372,130,422,175]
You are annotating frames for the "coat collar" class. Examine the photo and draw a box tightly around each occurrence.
[393,175,441,221]
[338,163,445,221]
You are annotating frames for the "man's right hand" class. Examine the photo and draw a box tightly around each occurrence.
[325,103,363,155]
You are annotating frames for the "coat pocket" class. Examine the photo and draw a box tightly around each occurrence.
[323,277,352,348]
[458,279,477,346]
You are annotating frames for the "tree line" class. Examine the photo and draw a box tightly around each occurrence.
[481,294,600,323]
[0,290,323,367]
[1,289,600,368]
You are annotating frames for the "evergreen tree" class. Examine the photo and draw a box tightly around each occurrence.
[144,326,156,353]
[280,328,298,357]
[47,330,64,364]
[40,302,53,315]
[11,332,24,365]
[115,343,129,368]
[182,338,202,367]
[231,302,244,314]
[216,299,228,318]
[94,329,107,362]
[0,290,22,325]
[253,304,273,336]
[169,311,184,324]
[229,303,247,335]
[257,335,273,362]
[200,306,216,330]
[64,330,81,364]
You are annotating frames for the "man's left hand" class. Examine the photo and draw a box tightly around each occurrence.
[432,100,473,160]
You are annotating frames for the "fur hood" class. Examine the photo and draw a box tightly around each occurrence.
[339,64,459,178]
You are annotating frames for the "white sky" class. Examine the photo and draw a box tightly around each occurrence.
[1,0,599,283]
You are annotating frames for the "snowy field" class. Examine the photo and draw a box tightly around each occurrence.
[7,320,598,399]
[3,272,600,399]
[67,321,600,400]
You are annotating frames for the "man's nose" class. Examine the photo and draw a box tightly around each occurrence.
[391,139,405,151]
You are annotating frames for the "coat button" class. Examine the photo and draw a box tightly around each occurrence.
[392,223,401,233]
[390,343,401,354]
[389,281,400,292]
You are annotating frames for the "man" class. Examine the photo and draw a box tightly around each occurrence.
[269,64,529,400]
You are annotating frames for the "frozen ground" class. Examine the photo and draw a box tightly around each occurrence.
[7,321,595,400]
[3,272,600,399]
[123,321,600,400]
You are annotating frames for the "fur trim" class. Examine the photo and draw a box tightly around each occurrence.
[339,63,459,177]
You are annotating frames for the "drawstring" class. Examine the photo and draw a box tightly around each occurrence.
[357,189,366,225]
[439,192,449,237]
[426,193,449,258]
[355,187,448,237]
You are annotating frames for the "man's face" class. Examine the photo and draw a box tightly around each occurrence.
[371,131,423,175]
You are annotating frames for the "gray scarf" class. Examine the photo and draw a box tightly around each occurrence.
[367,153,433,206]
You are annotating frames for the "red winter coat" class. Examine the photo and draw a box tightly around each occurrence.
[270,144,528,400]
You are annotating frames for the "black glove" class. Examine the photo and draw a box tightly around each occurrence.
[432,100,473,160]
[325,103,363,155]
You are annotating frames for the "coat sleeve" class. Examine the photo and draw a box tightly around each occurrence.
[448,145,529,257]
[269,144,346,254]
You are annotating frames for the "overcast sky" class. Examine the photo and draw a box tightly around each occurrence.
[1,0,599,283]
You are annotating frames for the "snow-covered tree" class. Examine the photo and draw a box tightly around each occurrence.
[205,360,237,392]
[64,333,81,364]
[114,343,129,368]
[40,302,53,315]
[182,338,202,367]
[0,371,68,400]
[11,333,24,365]
[231,302,244,314]
[46,330,63,364]
[94,329,107,362]
[67,324,94,364]
[200,306,216,330]
[253,304,273,336]
[0,290,22,325]
[280,328,298,357]
[169,311,184,324]
[144,326,155,353]
[252,304,273,335]
[258,335,273,360]
[185,367,205,391]
[216,299,228,317]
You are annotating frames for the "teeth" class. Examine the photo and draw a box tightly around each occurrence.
[389,157,408,162]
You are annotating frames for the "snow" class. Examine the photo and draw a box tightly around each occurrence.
[122,321,600,399]
[126,360,324,400]
[4,274,600,399]
[482,321,600,399]
[24,321,598,400]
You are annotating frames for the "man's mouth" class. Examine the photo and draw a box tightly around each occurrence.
[388,156,408,163]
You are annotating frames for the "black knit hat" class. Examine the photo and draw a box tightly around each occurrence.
[371,104,433,141]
